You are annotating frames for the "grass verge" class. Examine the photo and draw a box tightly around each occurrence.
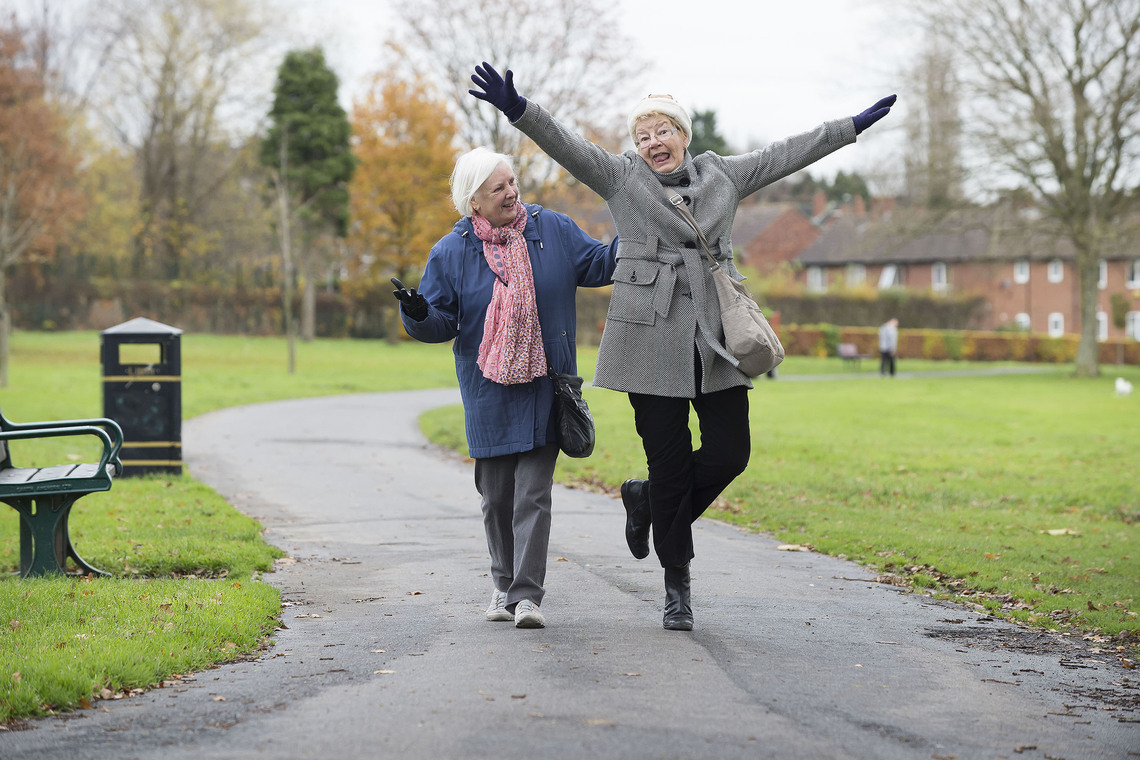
[1,331,457,723]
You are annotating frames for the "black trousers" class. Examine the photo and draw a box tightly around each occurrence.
[880,351,896,376]
[627,384,750,567]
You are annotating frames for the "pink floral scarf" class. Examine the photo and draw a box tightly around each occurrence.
[472,204,547,385]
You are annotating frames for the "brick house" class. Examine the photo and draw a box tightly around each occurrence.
[731,202,819,273]
[794,208,1140,340]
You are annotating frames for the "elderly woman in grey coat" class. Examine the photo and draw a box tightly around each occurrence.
[471,62,894,631]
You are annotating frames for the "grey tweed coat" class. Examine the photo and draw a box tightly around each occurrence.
[514,101,857,398]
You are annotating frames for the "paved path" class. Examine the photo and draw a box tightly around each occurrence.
[1,390,1135,759]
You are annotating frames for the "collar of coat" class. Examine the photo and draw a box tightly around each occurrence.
[647,151,694,187]
[454,203,544,241]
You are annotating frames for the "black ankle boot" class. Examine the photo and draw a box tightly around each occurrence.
[663,563,693,631]
[620,479,651,560]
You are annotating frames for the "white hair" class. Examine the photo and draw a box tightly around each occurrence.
[450,147,515,217]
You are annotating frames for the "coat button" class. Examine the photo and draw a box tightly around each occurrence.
[682,195,691,205]
[684,241,696,249]
[630,271,637,282]
[680,178,691,187]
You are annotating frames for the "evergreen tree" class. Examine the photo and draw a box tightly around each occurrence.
[688,109,731,155]
[262,47,355,347]
[262,47,355,237]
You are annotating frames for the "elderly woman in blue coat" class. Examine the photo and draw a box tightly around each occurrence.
[470,63,895,631]
[392,147,617,629]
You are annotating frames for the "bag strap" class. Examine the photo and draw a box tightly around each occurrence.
[662,186,721,271]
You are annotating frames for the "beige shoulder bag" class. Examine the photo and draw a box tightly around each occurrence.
[664,188,785,377]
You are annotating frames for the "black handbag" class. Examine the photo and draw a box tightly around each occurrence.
[548,364,595,458]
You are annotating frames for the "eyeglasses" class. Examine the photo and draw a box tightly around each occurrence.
[635,127,677,148]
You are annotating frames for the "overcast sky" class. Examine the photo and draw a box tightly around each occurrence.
[14,0,916,181]
[278,0,916,181]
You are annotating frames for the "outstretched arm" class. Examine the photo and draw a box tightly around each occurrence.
[468,62,627,200]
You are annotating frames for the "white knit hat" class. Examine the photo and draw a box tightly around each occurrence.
[627,94,692,143]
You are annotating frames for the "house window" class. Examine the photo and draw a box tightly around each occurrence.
[1047,259,1064,283]
[1098,260,1107,290]
[807,266,825,292]
[1097,311,1108,341]
[1126,312,1140,340]
[846,263,866,286]
[1048,312,1064,337]
[1128,261,1140,289]
[1015,313,1031,331]
[1013,260,1030,284]
[932,262,948,292]
[878,264,899,289]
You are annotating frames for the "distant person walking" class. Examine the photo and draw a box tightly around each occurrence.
[879,318,898,376]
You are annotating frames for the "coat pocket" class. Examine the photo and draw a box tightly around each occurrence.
[606,259,660,326]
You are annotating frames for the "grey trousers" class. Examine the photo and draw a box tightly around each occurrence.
[473,443,559,610]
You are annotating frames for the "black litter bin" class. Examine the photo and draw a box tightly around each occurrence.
[100,317,183,477]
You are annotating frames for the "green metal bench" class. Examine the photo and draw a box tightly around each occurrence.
[0,409,124,577]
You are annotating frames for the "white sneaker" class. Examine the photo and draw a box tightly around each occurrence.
[485,589,512,622]
[514,599,545,629]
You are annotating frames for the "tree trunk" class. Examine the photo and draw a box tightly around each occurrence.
[301,256,316,342]
[1073,236,1101,378]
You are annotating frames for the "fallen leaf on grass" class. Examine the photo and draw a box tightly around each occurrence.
[1041,528,1079,536]
[777,544,810,552]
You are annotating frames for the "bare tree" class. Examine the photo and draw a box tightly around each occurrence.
[903,27,965,209]
[387,0,644,196]
[86,0,273,280]
[918,0,1140,377]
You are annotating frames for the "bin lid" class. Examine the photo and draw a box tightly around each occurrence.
[101,317,184,336]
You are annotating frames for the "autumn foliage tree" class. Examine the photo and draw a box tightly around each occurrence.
[346,70,457,341]
[0,23,81,386]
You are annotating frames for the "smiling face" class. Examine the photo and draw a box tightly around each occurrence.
[634,116,689,174]
[470,162,520,228]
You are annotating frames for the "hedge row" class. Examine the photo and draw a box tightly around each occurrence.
[785,324,1140,365]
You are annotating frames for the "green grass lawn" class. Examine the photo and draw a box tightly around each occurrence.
[1,330,1137,723]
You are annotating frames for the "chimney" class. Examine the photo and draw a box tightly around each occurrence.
[813,190,826,218]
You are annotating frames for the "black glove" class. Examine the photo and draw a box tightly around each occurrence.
[852,94,897,135]
[391,277,428,322]
[469,62,527,122]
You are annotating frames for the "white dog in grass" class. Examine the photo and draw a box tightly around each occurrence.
[1116,377,1133,396]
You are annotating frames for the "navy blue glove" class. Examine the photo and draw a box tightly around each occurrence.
[852,95,897,135]
[469,62,527,122]
[391,277,428,322]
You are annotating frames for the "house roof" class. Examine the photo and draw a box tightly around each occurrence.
[731,204,798,244]
[796,207,1135,266]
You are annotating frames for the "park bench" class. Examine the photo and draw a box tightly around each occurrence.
[0,409,123,577]
[838,342,874,369]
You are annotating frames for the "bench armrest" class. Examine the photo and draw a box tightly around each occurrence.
[0,422,124,478]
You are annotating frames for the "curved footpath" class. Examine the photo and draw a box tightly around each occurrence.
[1,388,1135,759]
